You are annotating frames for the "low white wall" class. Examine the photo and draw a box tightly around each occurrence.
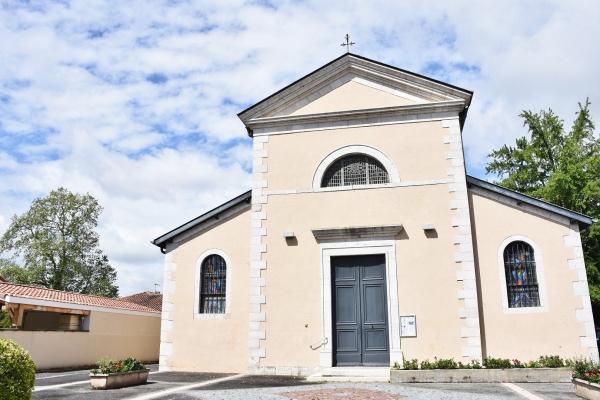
[0,311,160,370]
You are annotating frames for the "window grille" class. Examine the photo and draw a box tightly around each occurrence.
[503,241,540,308]
[321,154,389,187]
[200,254,227,314]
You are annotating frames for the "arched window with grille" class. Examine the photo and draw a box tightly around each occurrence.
[503,241,540,308]
[199,254,227,314]
[321,154,389,187]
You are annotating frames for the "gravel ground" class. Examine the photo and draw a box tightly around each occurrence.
[32,367,579,400]
[175,381,576,399]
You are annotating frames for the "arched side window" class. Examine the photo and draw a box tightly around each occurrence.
[199,254,227,314]
[503,241,540,308]
[321,154,389,187]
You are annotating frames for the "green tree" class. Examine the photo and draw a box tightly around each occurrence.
[0,309,12,329]
[0,188,118,297]
[486,99,600,312]
[0,258,34,284]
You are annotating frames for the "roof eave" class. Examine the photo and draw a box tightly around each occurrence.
[2,294,160,317]
[152,190,252,249]
[466,175,593,229]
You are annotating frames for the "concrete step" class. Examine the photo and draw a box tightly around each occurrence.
[307,367,390,382]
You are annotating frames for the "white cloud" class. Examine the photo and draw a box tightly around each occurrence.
[1,0,599,295]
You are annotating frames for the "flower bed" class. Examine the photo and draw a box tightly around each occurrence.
[90,357,149,390]
[390,355,572,383]
[570,358,600,399]
[390,368,570,383]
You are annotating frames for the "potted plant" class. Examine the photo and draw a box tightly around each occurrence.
[90,357,150,389]
[571,358,600,400]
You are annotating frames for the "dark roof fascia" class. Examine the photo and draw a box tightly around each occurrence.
[466,175,593,229]
[237,53,473,126]
[152,190,252,249]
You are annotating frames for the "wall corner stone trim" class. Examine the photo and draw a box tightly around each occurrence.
[159,246,178,372]
[248,136,269,368]
[565,223,599,361]
[443,119,483,361]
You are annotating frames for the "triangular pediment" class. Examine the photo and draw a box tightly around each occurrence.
[238,53,472,131]
[289,77,423,116]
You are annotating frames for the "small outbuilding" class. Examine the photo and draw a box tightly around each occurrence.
[0,281,160,370]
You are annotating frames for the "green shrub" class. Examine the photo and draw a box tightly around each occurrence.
[537,355,565,368]
[403,358,419,370]
[420,359,436,370]
[458,359,482,369]
[436,358,458,369]
[0,309,12,328]
[90,357,146,375]
[483,357,512,369]
[0,338,36,400]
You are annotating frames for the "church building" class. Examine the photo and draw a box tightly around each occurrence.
[152,53,598,375]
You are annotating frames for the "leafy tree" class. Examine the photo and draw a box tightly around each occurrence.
[0,309,12,329]
[0,258,34,284]
[0,188,118,297]
[486,99,600,312]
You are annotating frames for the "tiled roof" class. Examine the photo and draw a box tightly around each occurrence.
[0,282,160,314]
[120,291,163,312]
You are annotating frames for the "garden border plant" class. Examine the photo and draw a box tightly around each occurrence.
[570,357,600,384]
[391,354,576,384]
[90,357,147,375]
[394,355,567,371]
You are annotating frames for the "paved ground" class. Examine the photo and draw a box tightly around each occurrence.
[32,366,580,399]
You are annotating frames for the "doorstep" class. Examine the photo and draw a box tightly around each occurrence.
[307,367,390,382]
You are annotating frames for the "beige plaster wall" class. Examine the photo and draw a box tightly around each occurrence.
[290,80,417,116]
[0,311,160,370]
[260,184,466,366]
[265,121,451,191]
[166,207,250,372]
[469,191,588,360]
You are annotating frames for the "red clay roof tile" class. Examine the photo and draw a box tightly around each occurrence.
[120,292,163,312]
[0,282,160,314]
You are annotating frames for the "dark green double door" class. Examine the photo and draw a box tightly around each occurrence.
[332,254,390,366]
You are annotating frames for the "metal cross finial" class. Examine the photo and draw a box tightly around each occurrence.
[341,34,355,53]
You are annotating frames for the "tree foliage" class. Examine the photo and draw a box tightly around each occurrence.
[487,99,600,310]
[0,188,118,297]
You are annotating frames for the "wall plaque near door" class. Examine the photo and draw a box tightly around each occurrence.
[400,315,417,337]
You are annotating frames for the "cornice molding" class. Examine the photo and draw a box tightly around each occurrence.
[311,224,403,241]
[246,100,465,132]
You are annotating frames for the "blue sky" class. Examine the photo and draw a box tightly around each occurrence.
[1,0,599,296]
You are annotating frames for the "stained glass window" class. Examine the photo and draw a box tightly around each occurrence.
[321,154,389,187]
[503,241,540,308]
[200,254,227,314]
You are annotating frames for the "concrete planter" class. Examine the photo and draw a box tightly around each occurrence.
[90,369,150,389]
[390,368,570,383]
[573,378,600,400]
